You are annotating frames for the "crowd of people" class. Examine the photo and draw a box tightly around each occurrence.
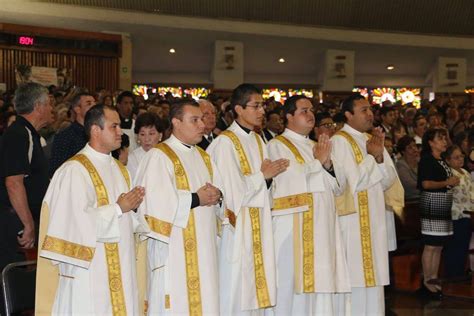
[0,81,472,315]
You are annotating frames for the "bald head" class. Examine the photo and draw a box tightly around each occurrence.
[198,99,217,134]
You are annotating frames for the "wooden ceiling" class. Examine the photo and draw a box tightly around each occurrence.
[40,0,474,37]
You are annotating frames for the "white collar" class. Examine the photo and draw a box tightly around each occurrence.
[83,143,113,163]
[282,128,309,142]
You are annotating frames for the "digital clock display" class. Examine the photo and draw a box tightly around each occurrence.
[18,36,34,46]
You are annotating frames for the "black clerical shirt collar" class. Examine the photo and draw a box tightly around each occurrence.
[235,120,252,134]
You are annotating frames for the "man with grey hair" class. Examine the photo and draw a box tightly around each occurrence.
[49,92,96,176]
[196,99,217,150]
[0,82,52,312]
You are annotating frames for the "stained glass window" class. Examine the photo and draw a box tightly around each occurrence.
[352,87,369,99]
[183,87,211,100]
[396,88,421,107]
[132,85,156,100]
[288,89,314,98]
[262,88,287,102]
[371,88,396,105]
[157,87,183,98]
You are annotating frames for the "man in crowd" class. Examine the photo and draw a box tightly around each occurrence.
[413,114,428,145]
[49,92,95,176]
[331,94,398,315]
[117,91,138,150]
[314,111,337,139]
[262,110,283,143]
[267,95,350,315]
[37,104,148,314]
[0,83,52,314]
[0,82,52,265]
[207,84,289,314]
[197,99,217,150]
[379,106,396,134]
[136,99,223,314]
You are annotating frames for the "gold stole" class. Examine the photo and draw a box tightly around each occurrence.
[154,143,213,316]
[272,135,315,293]
[220,130,272,308]
[334,131,376,287]
[40,154,131,316]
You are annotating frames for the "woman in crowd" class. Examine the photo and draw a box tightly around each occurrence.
[417,128,460,298]
[396,136,421,201]
[112,134,130,166]
[127,112,164,179]
[443,145,473,278]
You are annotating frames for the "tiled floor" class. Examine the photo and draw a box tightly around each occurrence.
[387,288,474,316]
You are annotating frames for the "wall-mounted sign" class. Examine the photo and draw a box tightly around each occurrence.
[18,36,34,46]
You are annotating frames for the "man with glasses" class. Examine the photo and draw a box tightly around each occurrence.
[267,95,350,315]
[207,84,289,315]
[314,111,337,139]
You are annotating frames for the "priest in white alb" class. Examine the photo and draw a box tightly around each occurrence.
[207,84,289,315]
[135,99,224,315]
[36,104,149,315]
[331,94,401,315]
[266,95,350,315]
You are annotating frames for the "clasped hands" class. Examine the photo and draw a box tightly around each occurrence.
[117,186,145,213]
[367,127,385,163]
[313,134,333,169]
[197,182,222,206]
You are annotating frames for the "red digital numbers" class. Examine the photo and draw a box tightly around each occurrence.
[18,36,34,46]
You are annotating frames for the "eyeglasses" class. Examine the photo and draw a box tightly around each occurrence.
[318,123,337,129]
[246,102,266,110]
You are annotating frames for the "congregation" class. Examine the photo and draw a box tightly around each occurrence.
[0,81,472,315]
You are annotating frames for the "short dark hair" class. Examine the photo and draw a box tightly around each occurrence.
[265,109,281,121]
[414,114,426,127]
[134,112,164,134]
[282,95,308,125]
[341,93,366,120]
[116,91,134,105]
[443,145,462,160]
[380,106,395,117]
[333,112,345,124]
[421,128,447,155]
[111,134,130,160]
[230,84,261,117]
[315,111,332,127]
[70,92,93,109]
[169,99,199,121]
[84,104,117,139]
[397,135,415,154]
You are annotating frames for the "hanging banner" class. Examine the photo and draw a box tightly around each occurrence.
[15,65,72,89]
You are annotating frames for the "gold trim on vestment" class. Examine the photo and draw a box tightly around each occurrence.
[335,131,376,287]
[42,235,95,262]
[274,135,315,292]
[69,154,128,315]
[221,130,271,308]
[156,143,215,316]
[272,193,311,211]
[145,215,172,237]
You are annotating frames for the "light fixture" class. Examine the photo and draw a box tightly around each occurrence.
[278,58,285,63]
[386,65,395,70]
[169,48,176,54]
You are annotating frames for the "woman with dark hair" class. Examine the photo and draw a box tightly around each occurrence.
[417,128,460,298]
[443,145,473,278]
[396,136,420,200]
[111,134,130,166]
[127,112,164,178]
